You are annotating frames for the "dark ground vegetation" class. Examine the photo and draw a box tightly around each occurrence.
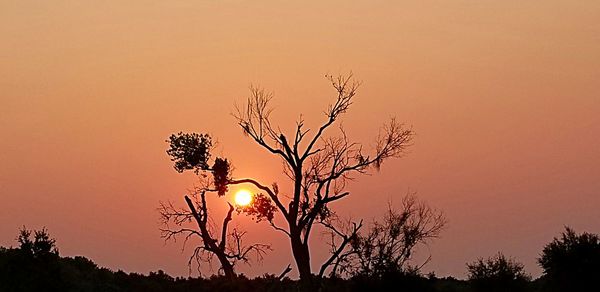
[1,226,598,292]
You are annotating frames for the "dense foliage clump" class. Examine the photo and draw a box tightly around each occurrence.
[538,227,600,291]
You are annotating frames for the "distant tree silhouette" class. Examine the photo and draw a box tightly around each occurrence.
[0,227,64,291]
[166,73,414,281]
[325,195,446,278]
[161,134,270,278]
[17,226,59,259]
[467,252,531,292]
[538,227,600,291]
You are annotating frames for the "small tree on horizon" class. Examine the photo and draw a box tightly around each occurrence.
[467,252,531,292]
[17,226,59,259]
[538,227,600,291]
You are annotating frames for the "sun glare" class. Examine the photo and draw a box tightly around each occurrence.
[234,189,253,206]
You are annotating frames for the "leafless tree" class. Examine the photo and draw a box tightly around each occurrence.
[227,73,415,280]
[160,137,270,278]
[325,194,446,278]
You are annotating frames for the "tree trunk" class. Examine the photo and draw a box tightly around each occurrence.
[185,195,236,279]
[218,255,236,279]
[291,234,312,280]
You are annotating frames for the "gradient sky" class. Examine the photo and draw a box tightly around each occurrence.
[1,0,599,279]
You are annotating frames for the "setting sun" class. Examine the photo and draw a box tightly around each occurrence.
[234,189,253,207]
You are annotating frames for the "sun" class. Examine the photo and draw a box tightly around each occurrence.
[234,189,253,207]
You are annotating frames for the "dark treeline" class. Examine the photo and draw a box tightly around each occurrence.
[1,226,599,292]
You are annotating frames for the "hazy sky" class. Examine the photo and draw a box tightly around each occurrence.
[1,1,599,279]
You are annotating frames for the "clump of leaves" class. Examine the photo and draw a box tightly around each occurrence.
[166,132,213,173]
[212,158,231,196]
[237,193,277,222]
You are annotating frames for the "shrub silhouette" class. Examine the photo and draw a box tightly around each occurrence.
[329,195,446,279]
[538,227,600,291]
[467,252,531,292]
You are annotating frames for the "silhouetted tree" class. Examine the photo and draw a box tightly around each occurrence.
[167,73,414,281]
[538,227,600,291]
[17,226,59,259]
[325,195,446,278]
[161,136,270,278]
[467,252,530,292]
[0,227,64,291]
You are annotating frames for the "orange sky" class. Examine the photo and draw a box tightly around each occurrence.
[1,1,599,278]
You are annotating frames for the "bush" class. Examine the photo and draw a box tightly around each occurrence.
[538,227,600,291]
[467,253,531,292]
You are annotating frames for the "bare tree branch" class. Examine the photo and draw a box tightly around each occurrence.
[159,188,271,278]
[301,73,360,162]
[232,87,296,167]
[278,264,293,280]
[219,203,234,250]
[228,178,289,219]
[318,219,363,277]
